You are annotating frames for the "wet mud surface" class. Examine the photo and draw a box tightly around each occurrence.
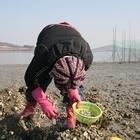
[0,62,140,140]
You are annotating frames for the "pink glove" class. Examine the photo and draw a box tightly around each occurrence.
[31,87,58,120]
[68,89,81,108]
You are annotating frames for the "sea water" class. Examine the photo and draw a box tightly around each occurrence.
[0,51,139,65]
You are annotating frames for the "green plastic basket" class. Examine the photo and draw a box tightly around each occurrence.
[72,101,102,125]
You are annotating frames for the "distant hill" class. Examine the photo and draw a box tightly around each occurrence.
[0,42,133,52]
[92,45,125,52]
[0,42,22,48]
[0,42,35,51]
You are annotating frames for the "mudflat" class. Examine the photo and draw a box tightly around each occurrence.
[0,62,140,140]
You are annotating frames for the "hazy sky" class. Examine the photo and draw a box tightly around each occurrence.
[0,0,140,49]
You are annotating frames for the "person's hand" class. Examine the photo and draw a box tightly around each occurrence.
[38,98,58,120]
[68,89,81,108]
[31,87,58,120]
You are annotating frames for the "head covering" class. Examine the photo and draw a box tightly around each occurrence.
[59,21,70,26]
[59,21,81,36]
[51,56,86,91]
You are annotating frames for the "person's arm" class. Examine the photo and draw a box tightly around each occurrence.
[24,55,44,91]
[31,87,58,120]
[68,89,81,108]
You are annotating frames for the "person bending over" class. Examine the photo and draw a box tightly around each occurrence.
[16,22,93,129]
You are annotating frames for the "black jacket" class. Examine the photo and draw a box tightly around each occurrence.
[25,24,93,91]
